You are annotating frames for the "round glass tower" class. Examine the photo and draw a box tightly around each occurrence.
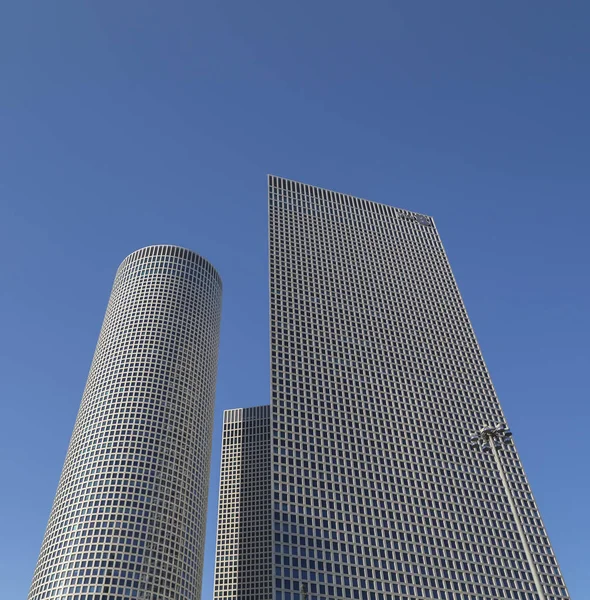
[28,245,222,600]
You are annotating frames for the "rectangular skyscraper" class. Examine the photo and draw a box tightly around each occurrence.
[214,406,272,600]
[214,176,569,600]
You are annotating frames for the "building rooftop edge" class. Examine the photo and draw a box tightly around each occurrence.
[267,174,434,222]
[118,244,222,287]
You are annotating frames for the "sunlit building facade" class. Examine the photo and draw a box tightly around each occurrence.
[214,176,569,600]
[28,244,222,600]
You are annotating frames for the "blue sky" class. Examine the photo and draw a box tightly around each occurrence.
[1,1,589,598]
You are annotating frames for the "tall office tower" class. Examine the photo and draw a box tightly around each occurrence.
[214,176,569,600]
[214,406,272,600]
[28,245,222,600]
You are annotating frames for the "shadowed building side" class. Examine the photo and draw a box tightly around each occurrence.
[214,406,272,600]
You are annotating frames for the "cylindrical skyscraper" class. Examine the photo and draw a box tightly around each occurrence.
[28,245,222,600]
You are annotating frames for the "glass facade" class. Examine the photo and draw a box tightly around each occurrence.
[28,245,222,600]
[215,176,569,600]
[214,406,272,600]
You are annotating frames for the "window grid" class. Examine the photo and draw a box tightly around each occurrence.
[28,245,222,600]
[214,406,272,600]
[267,177,569,600]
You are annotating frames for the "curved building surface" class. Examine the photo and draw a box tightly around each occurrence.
[28,244,222,600]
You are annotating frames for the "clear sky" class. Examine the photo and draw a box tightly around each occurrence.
[1,1,588,598]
